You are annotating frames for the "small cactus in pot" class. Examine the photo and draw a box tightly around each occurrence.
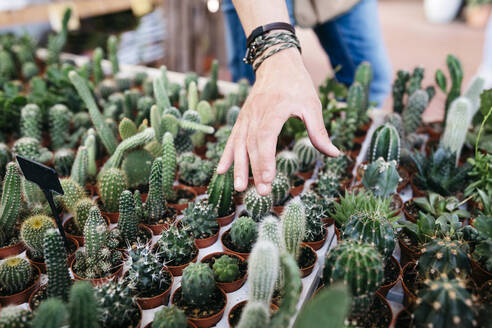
[230,216,258,253]
[276,151,300,177]
[244,187,273,222]
[152,305,188,328]
[0,256,34,295]
[20,215,56,259]
[212,254,240,283]
[271,172,291,206]
[293,137,319,172]
[361,158,401,197]
[181,262,216,307]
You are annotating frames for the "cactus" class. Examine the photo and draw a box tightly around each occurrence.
[237,301,270,328]
[354,62,372,112]
[97,168,127,212]
[187,81,199,111]
[440,97,472,165]
[181,199,218,239]
[0,162,22,245]
[73,198,96,232]
[0,143,12,178]
[181,262,216,307]
[407,66,424,96]
[46,8,70,64]
[32,298,67,328]
[134,71,148,86]
[84,206,107,259]
[22,178,44,208]
[53,148,75,176]
[196,100,214,126]
[12,137,52,163]
[152,306,188,328]
[383,112,404,138]
[414,275,476,328]
[300,191,330,242]
[206,167,234,217]
[180,110,214,135]
[230,216,257,252]
[226,105,240,126]
[92,47,104,85]
[107,35,119,75]
[20,215,56,258]
[322,153,351,176]
[22,61,38,80]
[153,75,171,112]
[281,198,306,261]
[418,237,470,279]
[314,170,341,197]
[463,76,485,116]
[201,59,219,101]
[402,89,429,135]
[392,70,410,113]
[136,96,154,125]
[59,178,85,213]
[368,123,400,164]
[118,118,137,140]
[133,190,144,220]
[68,281,99,328]
[117,190,139,244]
[436,54,463,115]
[213,99,227,125]
[0,257,34,295]
[257,215,283,249]
[177,152,214,187]
[98,79,117,99]
[361,158,401,197]
[212,254,240,283]
[322,240,384,315]
[276,151,300,177]
[44,229,72,301]
[49,104,71,150]
[244,187,273,221]
[342,212,396,259]
[162,132,177,201]
[293,137,319,172]
[145,157,166,222]
[71,146,89,187]
[247,240,279,304]
[346,82,364,120]
[0,50,15,83]
[156,225,196,266]
[271,172,291,206]
[94,280,140,328]
[174,131,194,154]
[121,149,153,188]
[69,71,118,155]
[0,306,33,327]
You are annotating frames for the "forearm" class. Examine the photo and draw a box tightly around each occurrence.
[232,0,291,35]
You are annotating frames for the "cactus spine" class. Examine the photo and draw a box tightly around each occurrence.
[54,148,75,177]
[21,215,56,258]
[181,262,216,307]
[276,151,300,177]
[392,70,410,113]
[418,238,470,279]
[162,132,177,201]
[68,281,100,328]
[368,123,400,164]
[0,162,22,245]
[230,216,257,252]
[117,190,138,244]
[440,97,472,165]
[361,158,401,197]
[247,240,279,304]
[71,146,89,187]
[206,167,234,217]
[0,257,34,294]
[244,187,273,221]
[20,104,42,140]
[0,306,33,327]
[402,89,429,134]
[69,71,117,155]
[271,172,291,206]
[32,298,67,328]
[73,198,96,233]
[212,254,240,282]
[281,198,306,261]
[293,137,319,171]
[44,229,72,301]
[97,168,127,212]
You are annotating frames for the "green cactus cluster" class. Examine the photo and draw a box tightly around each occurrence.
[68,281,100,328]
[321,153,351,177]
[276,151,300,177]
[181,262,217,307]
[54,148,75,176]
[436,54,463,116]
[418,237,470,279]
[0,306,33,328]
[361,158,401,197]
[392,70,410,113]
[244,187,273,221]
[212,254,240,283]
[20,214,56,258]
[117,190,139,244]
[206,167,234,217]
[49,104,72,150]
[293,137,319,172]
[271,172,291,206]
[156,225,196,266]
[368,123,400,164]
[314,170,341,197]
[0,256,34,295]
[0,162,22,246]
[230,216,257,253]
[402,89,429,135]
[44,229,72,301]
[95,280,140,328]
[181,199,218,239]
[13,137,52,163]
[152,306,188,328]
[300,191,330,242]
[20,104,42,140]
[97,168,128,212]
[177,152,214,187]
[73,197,96,232]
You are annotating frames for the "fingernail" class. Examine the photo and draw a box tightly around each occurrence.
[257,183,269,195]
[234,177,243,189]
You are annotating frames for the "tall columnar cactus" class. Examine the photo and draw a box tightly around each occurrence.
[230,216,258,252]
[0,257,34,295]
[46,8,70,64]
[20,215,56,258]
[463,76,485,116]
[418,237,470,279]
[201,59,219,101]
[281,198,306,261]
[0,143,12,178]
[244,187,273,221]
[118,118,137,140]
[293,137,319,172]
[146,157,166,222]
[73,198,95,233]
[121,149,153,188]
[0,306,33,327]
[118,190,138,244]
[271,172,291,206]
[92,47,104,85]
[22,178,44,208]
[59,178,85,213]
[392,70,410,113]
[342,212,396,259]
[247,240,279,304]
[68,281,99,328]
[258,216,283,249]
[20,104,42,140]
[71,146,89,187]
[44,229,71,301]
[435,54,463,114]
[152,306,188,328]
[54,148,75,176]
[84,206,107,259]
[414,275,476,328]
[97,168,127,212]
[162,132,177,201]
[206,167,234,217]
[212,255,240,282]
[153,76,171,113]
[0,162,22,245]
[107,35,119,75]
[181,262,216,307]
[402,89,429,135]
[361,158,401,197]
[32,298,67,328]
[226,105,240,126]
[187,81,199,111]
[275,150,300,177]
[237,302,270,328]
[383,112,404,138]
[368,123,400,164]
[69,71,118,155]
[440,97,472,165]
[346,82,364,119]
[322,240,384,315]
[407,66,424,96]
[84,129,97,178]
[49,104,71,150]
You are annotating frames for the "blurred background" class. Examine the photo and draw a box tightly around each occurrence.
[0,0,490,118]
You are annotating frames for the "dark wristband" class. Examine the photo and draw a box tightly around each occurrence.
[246,22,296,49]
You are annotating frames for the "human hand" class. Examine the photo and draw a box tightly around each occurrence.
[216,48,340,195]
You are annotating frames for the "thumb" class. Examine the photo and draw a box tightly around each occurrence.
[303,108,340,157]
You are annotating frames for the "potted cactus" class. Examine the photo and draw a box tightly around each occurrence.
[147,305,198,328]
[200,252,247,293]
[154,225,198,275]
[275,150,305,196]
[243,187,273,222]
[292,137,319,179]
[171,262,227,327]
[206,167,235,226]
[300,192,330,249]
[0,256,41,306]
[270,172,292,214]
[177,152,214,195]
[221,216,258,259]
[180,199,219,248]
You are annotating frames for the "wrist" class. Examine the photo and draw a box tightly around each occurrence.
[255,47,304,78]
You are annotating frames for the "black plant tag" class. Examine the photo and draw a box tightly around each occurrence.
[16,155,68,247]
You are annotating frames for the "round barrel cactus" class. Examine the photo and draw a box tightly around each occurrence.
[181,262,216,307]
[276,151,300,177]
[0,257,34,295]
[368,123,400,164]
[244,187,273,221]
[21,215,56,258]
[293,137,319,172]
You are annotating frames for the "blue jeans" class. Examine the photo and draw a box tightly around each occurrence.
[222,0,392,106]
